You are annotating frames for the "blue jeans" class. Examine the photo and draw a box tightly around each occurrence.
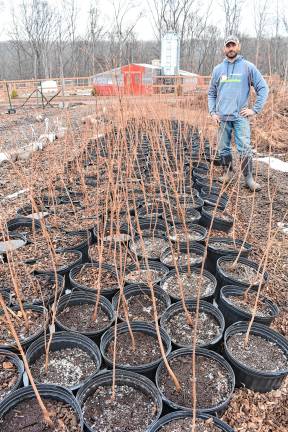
[218,117,252,157]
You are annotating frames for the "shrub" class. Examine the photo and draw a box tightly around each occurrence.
[11,88,18,98]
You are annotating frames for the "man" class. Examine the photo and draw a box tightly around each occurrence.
[208,35,269,191]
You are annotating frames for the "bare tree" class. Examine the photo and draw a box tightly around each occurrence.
[182,0,213,72]
[9,0,56,79]
[222,0,244,36]
[109,0,143,67]
[86,1,106,74]
[253,0,269,67]
[147,0,196,44]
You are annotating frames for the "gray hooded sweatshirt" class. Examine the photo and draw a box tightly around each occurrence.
[208,55,269,121]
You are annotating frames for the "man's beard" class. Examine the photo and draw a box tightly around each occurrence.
[227,51,237,58]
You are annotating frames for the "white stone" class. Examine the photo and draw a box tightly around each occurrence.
[0,153,9,164]
[255,156,288,173]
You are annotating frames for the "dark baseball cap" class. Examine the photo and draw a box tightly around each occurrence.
[224,35,240,46]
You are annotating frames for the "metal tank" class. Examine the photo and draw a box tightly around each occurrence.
[161,32,180,76]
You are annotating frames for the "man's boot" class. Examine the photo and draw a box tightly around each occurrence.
[241,155,261,192]
[219,154,234,184]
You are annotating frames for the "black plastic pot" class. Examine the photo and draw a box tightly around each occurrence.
[155,347,235,413]
[168,223,207,245]
[173,187,200,198]
[129,235,170,261]
[160,242,205,270]
[73,216,99,242]
[218,285,279,327]
[16,201,51,218]
[192,167,209,182]
[100,322,171,377]
[9,273,65,307]
[200,186,228,201]
[200,206,234,232]
[58,230,91,260]
[0,304,48,351]
[206,237,252,275]
[55,291,115,340]
[0,384,84,430]
[26,331,102,392]
[193,161,209,171]
[147,411,235,432]
[59,191,84,204]
[133,218,170,238]
[216,256,269,294]
[69,262,119,299]
[112,283,171,322]
[0,290,11,308]
[0,349,24,402]
[224,321,288,392]
[177,196,204,211]
[201,193,228,211]
[164,208,201,226]
[138,203,165,219]
[160,268,217,303]
[124,260,169,285]
[93,219,132,244]
[160,300,225,350]
[34,249,83,280]
[76,370,162,432]
[194,177,220,194]
[7,217,42,241]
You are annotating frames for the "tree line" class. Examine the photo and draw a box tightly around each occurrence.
[0,0,287,81]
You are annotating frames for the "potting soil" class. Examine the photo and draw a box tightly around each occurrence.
[30,347,98,387]
[227,333,288,372]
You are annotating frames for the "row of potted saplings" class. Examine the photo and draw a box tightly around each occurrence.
[0,256,287,432]
[0,163,286,429]
[0,181,285,429]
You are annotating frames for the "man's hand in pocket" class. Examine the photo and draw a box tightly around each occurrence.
[211,114,221,126]
[240,108,256,117]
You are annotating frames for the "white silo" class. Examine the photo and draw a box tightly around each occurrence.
[161,31,180,76]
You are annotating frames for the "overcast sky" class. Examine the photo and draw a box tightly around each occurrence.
[0,0,286,42]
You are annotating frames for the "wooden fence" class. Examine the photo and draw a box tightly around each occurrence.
[0,74,284,106]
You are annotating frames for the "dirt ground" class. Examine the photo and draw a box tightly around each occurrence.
[0,94,287,432]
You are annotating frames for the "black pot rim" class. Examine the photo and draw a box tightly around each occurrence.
[224,321,288,377]
[160,268,217,302]
[160,242,205,270]
[147,410,235,432]
[69,262,119,293]
[0,349,25,400]
[129,235,170,261]
[220,285,279,321]
[0,383,84,429]
[35,249,82,275]
[100,321,172,371]
[124,260,169,285]
[0,304,48,350]
[202,206,234,224]
[155,347,235,413]
[55,291,115,335]
[26,331,102,391]
[217,256,269,287]
[164,208,201,224]
[208,237,252,254]
[160,300,225,348]
[111,283,171,320]
[76,369,163,430]
[168,223,207,243]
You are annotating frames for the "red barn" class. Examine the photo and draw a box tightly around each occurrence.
[92,63,200,96]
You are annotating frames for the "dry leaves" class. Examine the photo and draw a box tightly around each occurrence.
[222,378,288,432]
